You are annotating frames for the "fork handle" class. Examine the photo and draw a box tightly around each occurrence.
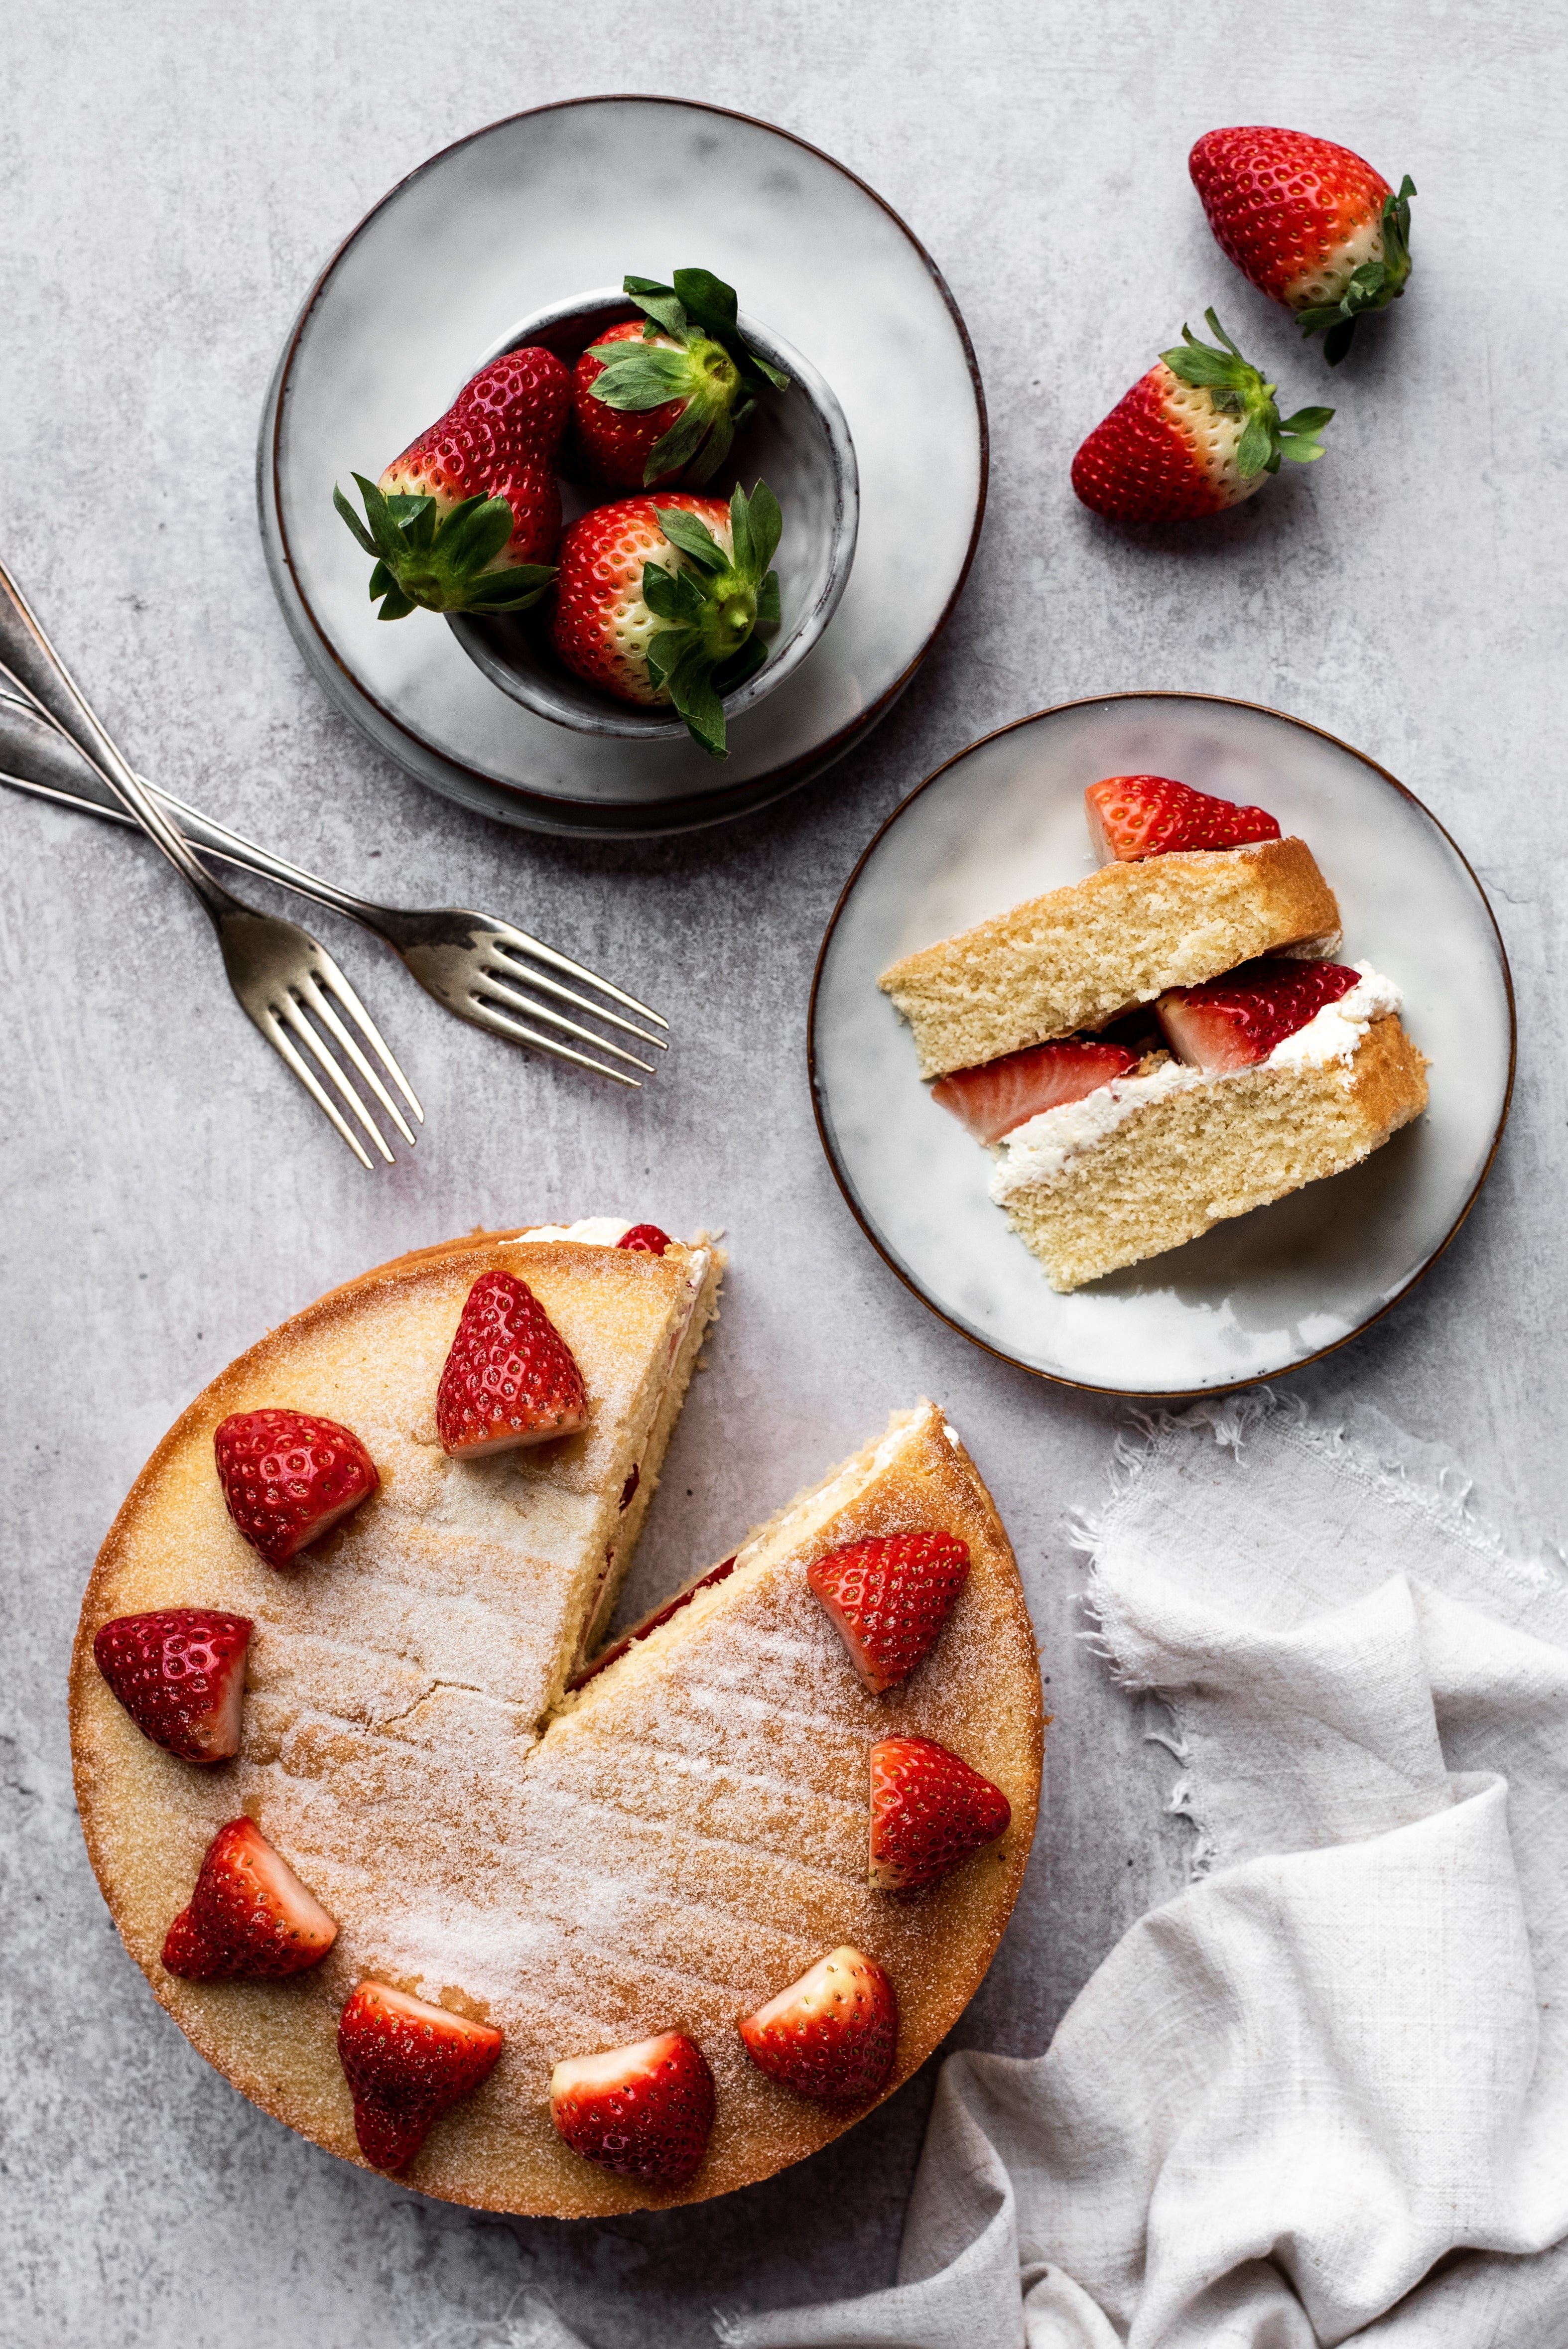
[0,558,238,921]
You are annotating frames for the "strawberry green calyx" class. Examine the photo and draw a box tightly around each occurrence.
[586,269,790,488]
[333,474,555,621]
[642,481,783,758]
[1161,310,1333,478]
[1297,176,1416,366]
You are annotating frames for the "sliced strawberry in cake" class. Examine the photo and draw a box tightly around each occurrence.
[338,1982,504,2172]
[436,1269,590,1456]
[868,1734,1012,1890]
[931,1037,1138,1144]
[1158,957,1360,1072]
[1086,773,1283,863]
[93,1607,251,1761]
[214,1408,380,1566]
[161,1817,338,1978]
[808,1531,970,1693]
[550,2031,715,2184]
[739,1946,898,2101]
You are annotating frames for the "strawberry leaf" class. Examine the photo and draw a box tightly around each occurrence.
[711,634,770,693]
[732,482,782,581]
[586,345,694,410]
[642,561,704,623]
[645,403,714,483]
[623,279,690,343]
[652,508,728,573]
[664,648,728,759]
[376,584,417,622]
[680,413,736,487]
[333,485,380,557]
[755,571,782,629]
[461,564,555,611]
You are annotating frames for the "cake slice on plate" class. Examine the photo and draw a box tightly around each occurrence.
[879,773,1341,1079]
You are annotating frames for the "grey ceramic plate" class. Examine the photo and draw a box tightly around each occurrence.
[258,97,986,838]
[810,694,1515,1397]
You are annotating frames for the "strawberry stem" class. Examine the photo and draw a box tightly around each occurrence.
[333,475,555,620]
[586,269,788,487]
[1296,175,1416,366]
[641,482,783,758]
[1160,311,1332,477]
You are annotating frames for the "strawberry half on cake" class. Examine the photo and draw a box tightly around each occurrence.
[886,777,1427,1289]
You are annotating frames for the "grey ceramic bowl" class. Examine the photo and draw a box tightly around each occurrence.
[446,289,859,739]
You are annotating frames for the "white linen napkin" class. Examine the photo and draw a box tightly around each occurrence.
[720,1391,1568,2349]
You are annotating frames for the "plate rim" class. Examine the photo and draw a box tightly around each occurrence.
[807,688,1518,1400]
[259,92,990,834]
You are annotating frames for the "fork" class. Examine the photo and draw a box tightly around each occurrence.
[0,672,667,1089]
[0,559,421,1170]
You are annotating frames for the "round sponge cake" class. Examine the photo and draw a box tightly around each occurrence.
[70,1231,1045,2215]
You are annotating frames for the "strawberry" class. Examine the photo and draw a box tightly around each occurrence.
[337,1981,504,2172]
[807,1532,971,1693]
[549,482,783,759]
[569,1557,739,1692]
[213,1408,380,1566]
[549,2030,715,2184]
[435,1270,589,1458]
[616,1224,671,1255]
[738,1946,898,2101]
[333,344,569,618]
[1190,128,1416,366]
[931,1039,1138,1146]
[573,268,788,489]
[161,1817,337,1978]
[868,1735,1011,1891]
[1086,774,1282,863]
[1071,310,1332,524]
[1158,956,1359,1072]
[92,1607,251,1762]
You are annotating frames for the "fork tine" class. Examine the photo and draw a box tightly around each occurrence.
[275,993,395,1164]
[464,995,643,1087]
[476,970,656,1074]
[255,1007,376,1169]
[310,953,425,1122]
[486,925,668,1031]
[301,969,418,1149]
[482,944,669,1051]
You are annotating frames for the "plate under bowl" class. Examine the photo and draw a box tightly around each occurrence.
[259,96,985,837]
[809,692,1515,1397]
[448,294,858,741]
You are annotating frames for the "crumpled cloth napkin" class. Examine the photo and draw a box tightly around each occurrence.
[718,1391,1568,2349]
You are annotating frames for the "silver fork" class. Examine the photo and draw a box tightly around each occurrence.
[0,671,666,1092]
[0,560,421,1170]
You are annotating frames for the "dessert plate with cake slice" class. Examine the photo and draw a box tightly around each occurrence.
[70,1223,1042,2213]
[810,693,1515,1396]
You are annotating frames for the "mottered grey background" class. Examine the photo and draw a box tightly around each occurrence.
[4,1,1566,2342]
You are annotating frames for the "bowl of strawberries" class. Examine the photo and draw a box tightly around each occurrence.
[334,268,858,761]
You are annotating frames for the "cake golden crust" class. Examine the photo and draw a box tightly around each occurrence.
[70,1238,1042,2217]
[998,1015,1429,1290]
[879,837,1341,1078]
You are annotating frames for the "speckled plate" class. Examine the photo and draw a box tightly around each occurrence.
[258,97,986,837]
[809,693,1516,1397]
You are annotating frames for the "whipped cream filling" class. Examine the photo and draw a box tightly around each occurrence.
[989,963,1402,1202]
[518,1217,634,1246]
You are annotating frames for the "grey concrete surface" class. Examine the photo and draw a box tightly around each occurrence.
[3,2,1566,2343]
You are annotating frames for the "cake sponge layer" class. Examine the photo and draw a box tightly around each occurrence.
[879,838,1341,1078]
[997,1015,1428,1291]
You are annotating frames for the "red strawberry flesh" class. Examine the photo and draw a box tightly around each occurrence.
[214,1409,379,1566]
[739,1946,898,2101]
[93,1607,251,1761]
[1085,774,1281,863]
[868,1734,1012,1891]
[161,1817,337,1979]
[338,1981,504,2173]
[807,1531,971,1694]
[932,1039,1137,1145]
[568,1557,739,1692]
[1158,957,1359,1073]
[435,1270,589,1457]
[550,2030,715,2184]
[617,1224,671,1255]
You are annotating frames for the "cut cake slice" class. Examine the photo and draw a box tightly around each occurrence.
[880,836,1340,1079]
[989,1011,1428,1290]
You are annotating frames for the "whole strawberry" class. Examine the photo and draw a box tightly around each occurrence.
[616,1224,671,1254]
[334,344,569,618]
[573,268,789,490]
[1071,310,1332,524]
[1190,128,1415,365]
[436,1270,589,1457]
[161,1817,338,1979]
[739,1947,898,2101]
[93,1607,252,1762]
[807,1531,971,1694]
[550,481,782,758]
[338,1981,504,2172]
[214,1409,380,1567]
